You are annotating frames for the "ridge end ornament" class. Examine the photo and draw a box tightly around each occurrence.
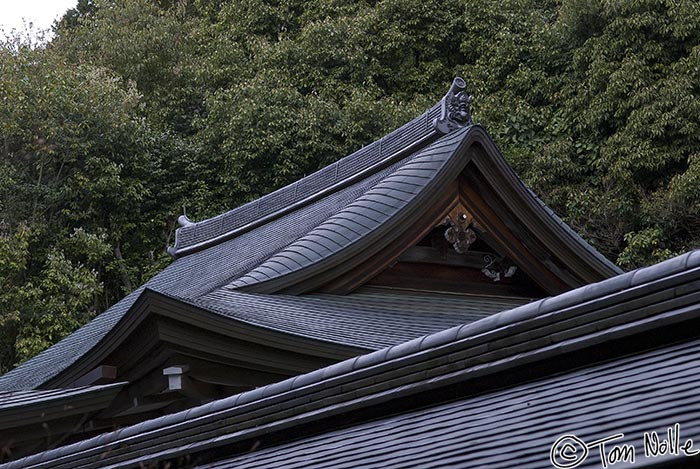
[434,77,473,134]
[178,205,194,227]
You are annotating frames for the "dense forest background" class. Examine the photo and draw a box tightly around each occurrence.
[1,0,699,372]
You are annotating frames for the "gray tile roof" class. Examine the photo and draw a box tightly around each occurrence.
[0,382,126,458]
[0,288,145,391]
[229,127,471,291]
[5,250,697,468]
[0,102,491,392]
[0,383,123,413]
[0,77,621,396]
[191,289,528,350]
[169,103,444,258]
[0,142,428,391]
[204,337,700,469]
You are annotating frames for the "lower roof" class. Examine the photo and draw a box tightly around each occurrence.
[192,288,527,350]
[0,383,126,461]
[204,336,700,469]
[0,383,125,431]
[7,250,698,469]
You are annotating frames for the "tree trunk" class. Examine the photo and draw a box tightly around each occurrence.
[114,244,133,292]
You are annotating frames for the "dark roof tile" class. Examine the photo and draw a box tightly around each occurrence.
[0,288,145,391]
[204,338,700,469]
[191,289,523,350]
[0,155,419,390]
[170,105,441,258]
[6,251,697,468]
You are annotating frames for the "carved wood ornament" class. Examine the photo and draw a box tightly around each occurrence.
[441,203,518,283]
[443,205,477,254]
[482,254,518,282]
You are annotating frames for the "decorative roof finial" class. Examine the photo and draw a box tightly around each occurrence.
[433,77,473,134]
[178,205,194,227]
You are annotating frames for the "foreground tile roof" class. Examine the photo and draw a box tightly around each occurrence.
[5,250,697,468]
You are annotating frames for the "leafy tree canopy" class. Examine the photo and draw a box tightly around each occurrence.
[1,0,699,370]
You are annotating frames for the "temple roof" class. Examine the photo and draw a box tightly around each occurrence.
[0,77,621,394]
[0,78,629,463]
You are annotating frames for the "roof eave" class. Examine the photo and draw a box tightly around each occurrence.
[12,250,699,469]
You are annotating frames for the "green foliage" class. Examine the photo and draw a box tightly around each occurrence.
[0,33,174,368]
[540,0,700,263]
[13,248,102,364]
[0,228,102,372]
[0,228,31,372]
[617,227,675,270]
[3,0,700,371]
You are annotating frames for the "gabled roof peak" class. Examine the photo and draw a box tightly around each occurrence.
[168,78,473,259]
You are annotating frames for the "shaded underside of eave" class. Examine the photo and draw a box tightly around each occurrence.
[23,285,527,391]
[6,282,517,394]
[39,289,376,390]
[204,336,700,469]
[0,383,127,463]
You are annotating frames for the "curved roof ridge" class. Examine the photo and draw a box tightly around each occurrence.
[228,126,476,293]
[224,122,621,295]
[8,250,698,469]
[168,78,473,259]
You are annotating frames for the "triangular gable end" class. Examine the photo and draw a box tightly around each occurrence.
[326,131,621,297]
[225,118,620,297]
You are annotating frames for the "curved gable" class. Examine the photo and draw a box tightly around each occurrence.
[229,127,472,293]
[227,125,621,296]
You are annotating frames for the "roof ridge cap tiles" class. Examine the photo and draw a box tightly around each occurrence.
[9,250,700,469]
[168,78,474,259]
